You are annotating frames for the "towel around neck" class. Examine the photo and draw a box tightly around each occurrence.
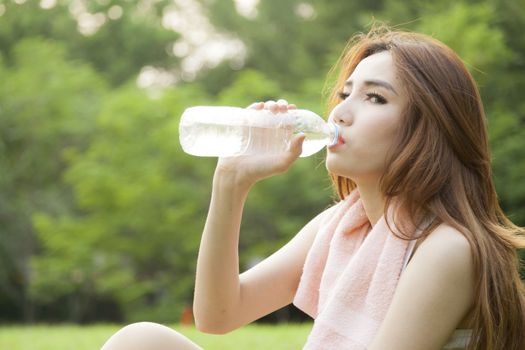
[293,189,421,349]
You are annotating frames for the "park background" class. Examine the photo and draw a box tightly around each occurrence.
[0,0,524,348]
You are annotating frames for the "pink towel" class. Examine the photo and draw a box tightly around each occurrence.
[293,189,419,349]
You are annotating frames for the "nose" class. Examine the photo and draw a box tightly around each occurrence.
[330,101,353,126]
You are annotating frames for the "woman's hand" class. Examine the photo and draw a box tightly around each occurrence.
[215,99,305,189]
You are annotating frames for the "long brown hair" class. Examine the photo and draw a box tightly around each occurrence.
[325,27,525,350]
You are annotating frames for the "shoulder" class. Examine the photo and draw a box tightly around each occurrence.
[423,223,470,245]
[414,223,473,270]
[408,223,475,291]
[369,223,476,349]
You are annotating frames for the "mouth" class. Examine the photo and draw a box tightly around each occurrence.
[336,131,345,145]
[328,130,345,151]
[327,122,345,151]
[328,139,344,151]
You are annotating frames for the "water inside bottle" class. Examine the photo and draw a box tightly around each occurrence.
[245,125,292,155]
[299,130,331,157]
[180,119,331,157]
[180,122,249,157]
[248,126,330,157]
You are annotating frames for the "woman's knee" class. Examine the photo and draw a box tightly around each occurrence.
[101,322,202,350]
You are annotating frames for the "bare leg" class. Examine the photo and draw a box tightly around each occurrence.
[101,322,203,350]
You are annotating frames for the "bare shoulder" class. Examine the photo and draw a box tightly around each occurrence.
[415,223,473,266]
[409,223,475,289]
[369,223,475,349]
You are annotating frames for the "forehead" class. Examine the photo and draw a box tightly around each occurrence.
[346,51,398,85]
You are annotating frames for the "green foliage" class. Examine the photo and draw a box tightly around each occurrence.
[0,0,179,86]
[30,84,213,322]
[416,3,511,72]
[73,7,180,86]
[0,36,106,320]
[217,69,282,106]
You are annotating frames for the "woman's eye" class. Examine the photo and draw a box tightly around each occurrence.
[338,91,387,104]
[337,91,350,100]
[366,92,387,104]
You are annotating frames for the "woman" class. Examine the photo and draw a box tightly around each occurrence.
[101,28,525,350]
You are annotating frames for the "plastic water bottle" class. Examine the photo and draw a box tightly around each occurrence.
[179,106,341,157]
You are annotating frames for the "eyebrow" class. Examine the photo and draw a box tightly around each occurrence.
[344,79,398,96]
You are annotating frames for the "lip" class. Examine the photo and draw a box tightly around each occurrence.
[328,139,345,151]
[328,144,342,152]
[328,131,346,151]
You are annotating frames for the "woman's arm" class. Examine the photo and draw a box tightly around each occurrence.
[193,101,325,334]
[193,170,329,333]
[192,167,251,334]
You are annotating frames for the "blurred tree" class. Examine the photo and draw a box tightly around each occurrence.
[30,84,215,322]
[0,37,107,321]
[0,0,180,86]
[196,0,379,92]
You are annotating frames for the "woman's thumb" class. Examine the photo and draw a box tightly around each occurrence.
[288,133,306,158]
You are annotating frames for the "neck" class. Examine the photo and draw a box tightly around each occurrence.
[356,181,385,227]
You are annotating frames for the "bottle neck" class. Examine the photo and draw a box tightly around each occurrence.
[326,122,340,146]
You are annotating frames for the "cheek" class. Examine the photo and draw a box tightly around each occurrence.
[357,110,401,146]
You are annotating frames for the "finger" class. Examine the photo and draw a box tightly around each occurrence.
[265,101,279,114]
[288,104,297,110]
[263,100,275,108]
[276,99,288,113]
[247,102,264,109]
[274,133,305,173]
[277,102,288,113]
[288,133,306,158]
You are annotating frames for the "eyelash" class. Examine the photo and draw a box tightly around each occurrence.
[337,91,387,104]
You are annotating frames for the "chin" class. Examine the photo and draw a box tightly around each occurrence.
[325,156,352,178]
[325,156,380,182]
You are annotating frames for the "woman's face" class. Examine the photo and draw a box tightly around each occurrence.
[326,51,408,184]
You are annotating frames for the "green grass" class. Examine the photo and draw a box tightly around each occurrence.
[0,323,312,350]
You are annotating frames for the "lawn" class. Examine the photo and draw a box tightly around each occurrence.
[0,323,312,350]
